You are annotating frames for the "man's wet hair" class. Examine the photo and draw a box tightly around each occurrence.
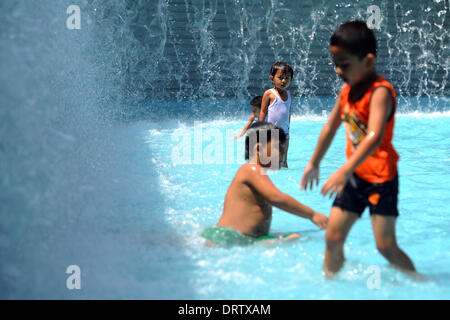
[250,95,263,108]
[270,62,294,79]
[330,20,377,60]
[245,122,287,160]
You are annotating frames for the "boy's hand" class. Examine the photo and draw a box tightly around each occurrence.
[311,211,328,230]
[300,162,319,190]
[321,167,350,198]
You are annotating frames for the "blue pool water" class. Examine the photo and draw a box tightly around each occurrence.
[4,99,449,300]
[143,104,450,300]
[1,0,450,300]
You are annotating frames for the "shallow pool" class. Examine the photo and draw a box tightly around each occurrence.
[147,107,450,299]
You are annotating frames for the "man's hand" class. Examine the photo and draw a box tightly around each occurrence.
[311,211,328,230]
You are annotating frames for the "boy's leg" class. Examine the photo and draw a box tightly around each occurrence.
[371,214,416,272]
[324,206,359,277]
[281,138,289,168]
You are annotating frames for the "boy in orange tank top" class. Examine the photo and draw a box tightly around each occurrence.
[300,21,417,277]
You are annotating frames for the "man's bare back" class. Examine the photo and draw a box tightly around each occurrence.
[203,122,327,246]
[217,162,328,238]
[218,163,273,237]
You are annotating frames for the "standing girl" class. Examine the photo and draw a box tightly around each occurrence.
[259,62,294,168]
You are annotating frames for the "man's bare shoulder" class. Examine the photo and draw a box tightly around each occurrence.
[225,163,262,203]
[235,163,261,181]
[234,163,274,192]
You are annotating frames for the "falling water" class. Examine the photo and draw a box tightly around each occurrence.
[93,0,448,117]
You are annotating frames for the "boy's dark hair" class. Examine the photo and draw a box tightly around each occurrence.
[245,122,287,160]
[250,95,263,108]
[330,20,377,59]
[270,62,294,79]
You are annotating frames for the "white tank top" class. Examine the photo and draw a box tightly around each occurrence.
[265,89,291,137]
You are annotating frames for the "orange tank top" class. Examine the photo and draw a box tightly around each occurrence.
[340,76,399,183]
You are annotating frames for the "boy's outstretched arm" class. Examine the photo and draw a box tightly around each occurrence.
[300,93,342,190]
[235,114,255,139]
[246,165,328,229]
[321,87,393,198]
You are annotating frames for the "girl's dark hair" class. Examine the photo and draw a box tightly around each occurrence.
[270,62,294,79]
[330,20,377,59]
[245,122,287,160]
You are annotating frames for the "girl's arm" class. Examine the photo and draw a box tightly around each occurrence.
[300,92,343,190]
[258,90,272,122]
[289,93,292,125]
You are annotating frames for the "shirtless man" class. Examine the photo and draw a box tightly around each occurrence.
[201,122,328,246]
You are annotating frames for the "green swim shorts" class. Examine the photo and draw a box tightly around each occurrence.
[200,226,298,247]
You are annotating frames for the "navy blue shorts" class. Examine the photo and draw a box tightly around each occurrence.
[332,173,399,217]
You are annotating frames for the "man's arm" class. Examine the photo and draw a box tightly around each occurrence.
[321,87,393,198]
[245,165,328,229]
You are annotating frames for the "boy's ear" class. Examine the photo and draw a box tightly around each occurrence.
[248,142,260,163]
[365,53,376,69]
[269,75,274,82]
[253,142,262,160]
